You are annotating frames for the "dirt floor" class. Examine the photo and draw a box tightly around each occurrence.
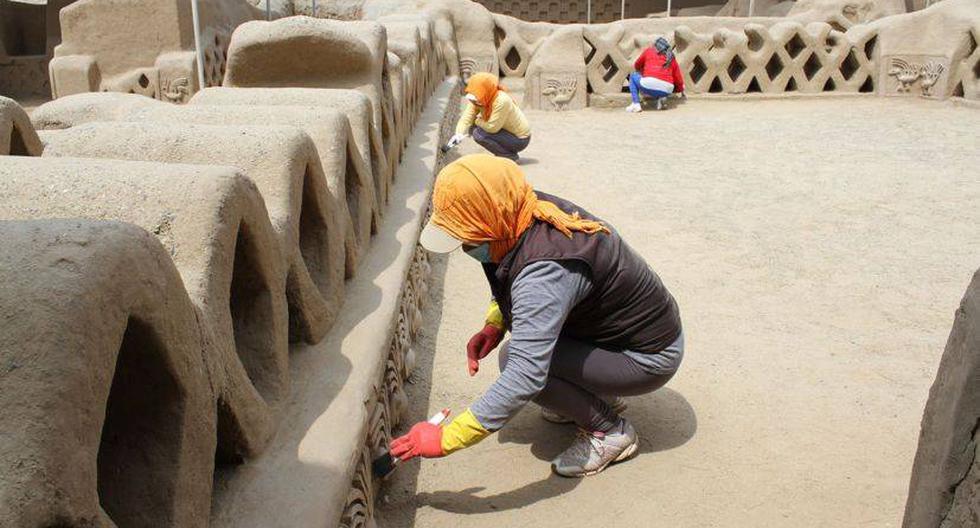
[375,97,980,527]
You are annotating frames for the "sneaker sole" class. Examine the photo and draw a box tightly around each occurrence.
[551,436,639,478]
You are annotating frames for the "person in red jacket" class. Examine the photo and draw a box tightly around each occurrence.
[627,37,685,112]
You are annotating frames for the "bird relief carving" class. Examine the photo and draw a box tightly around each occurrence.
[918,61,945,96]
[459,58,494,83]
[161,77,190,103]
[542,77,577,111]
[888,58,946,96]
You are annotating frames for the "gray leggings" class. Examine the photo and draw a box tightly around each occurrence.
[499,335,681,432]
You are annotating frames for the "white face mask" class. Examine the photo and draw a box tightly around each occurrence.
[463,243,492,263]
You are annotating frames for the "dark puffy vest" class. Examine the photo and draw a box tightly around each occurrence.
[483,192,682,354]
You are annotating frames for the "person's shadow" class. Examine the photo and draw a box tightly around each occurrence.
[415,474,580,515]
[411,387,697,517]
[497,387,698,462]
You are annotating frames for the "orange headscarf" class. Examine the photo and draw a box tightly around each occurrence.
[431,154,610,261]
[465,72,505,121]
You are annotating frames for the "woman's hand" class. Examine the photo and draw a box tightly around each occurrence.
[445,133,466,150]
[466,324,504,376]
[390,422,445,461]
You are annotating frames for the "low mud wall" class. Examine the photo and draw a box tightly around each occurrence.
[484,0,977,101]
[0,10,458,527]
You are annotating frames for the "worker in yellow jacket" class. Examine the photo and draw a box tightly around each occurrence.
[445,73,532,162]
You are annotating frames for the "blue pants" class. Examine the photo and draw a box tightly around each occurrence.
[629,72,671,103]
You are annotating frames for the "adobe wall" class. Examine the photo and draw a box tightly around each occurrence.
[50,0,261,101]
[0,96,43,155]
[0,0,77,98]
[3,5,456,526]
[483,0,977,102]
[904,270,980,527]
[474,0,726,22]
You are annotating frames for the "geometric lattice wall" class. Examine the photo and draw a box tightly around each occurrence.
[477,0,625,24]
[670,23,879,94]
[475,0,717,23]
[583,22,879,94]
[492,16,880,95]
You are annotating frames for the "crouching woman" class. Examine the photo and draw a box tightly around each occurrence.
[390,154,684,477]
[446,73,531,162]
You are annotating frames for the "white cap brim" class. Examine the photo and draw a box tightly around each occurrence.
[419,219,463,253]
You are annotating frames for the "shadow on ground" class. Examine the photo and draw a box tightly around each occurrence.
[374,248,698,525]
[496,387,698,463]
[412,386,698,516]
[413,474,581,515]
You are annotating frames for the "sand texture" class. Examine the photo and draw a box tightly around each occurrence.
[376,97,980,527]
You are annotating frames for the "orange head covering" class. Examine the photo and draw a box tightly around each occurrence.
[430,154,610,261]
[465,72,505,122]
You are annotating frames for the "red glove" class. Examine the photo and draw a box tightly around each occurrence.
[390,422,444,461]
[466,324,504,376]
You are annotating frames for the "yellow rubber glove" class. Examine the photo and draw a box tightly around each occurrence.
[440,409,491,455]
[484,300,505,330]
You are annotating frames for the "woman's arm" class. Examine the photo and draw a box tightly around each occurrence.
[469,260,593,431]
[671,58,685,93]
[473,94,510,133]
[634,48,648,72]
[455,100,479,136]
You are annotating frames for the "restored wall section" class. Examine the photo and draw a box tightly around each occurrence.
[488,0,977,102]
[0,220,216,527]
[50,0,260,101]
[474,0,727,22]
[4,6,452,526]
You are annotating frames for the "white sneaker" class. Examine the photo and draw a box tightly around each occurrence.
[625,102,642,113]
[551,419,639,477]
[541,397,627,424]
[655,98,666,110]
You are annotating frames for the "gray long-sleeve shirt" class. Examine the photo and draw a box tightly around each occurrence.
[470,260,683,430]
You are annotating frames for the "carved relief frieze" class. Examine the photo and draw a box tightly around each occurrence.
[542,76,579,111]
[339,240,432,527]
[881,55,951,97]
[459,57,494,83]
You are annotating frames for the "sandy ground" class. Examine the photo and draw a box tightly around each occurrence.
[376,97,980,527]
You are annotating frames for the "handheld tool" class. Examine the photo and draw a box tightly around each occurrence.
[440,133,465,153]
[372,408,450,479]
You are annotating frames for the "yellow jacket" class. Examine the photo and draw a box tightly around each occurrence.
[455,91,531,138]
